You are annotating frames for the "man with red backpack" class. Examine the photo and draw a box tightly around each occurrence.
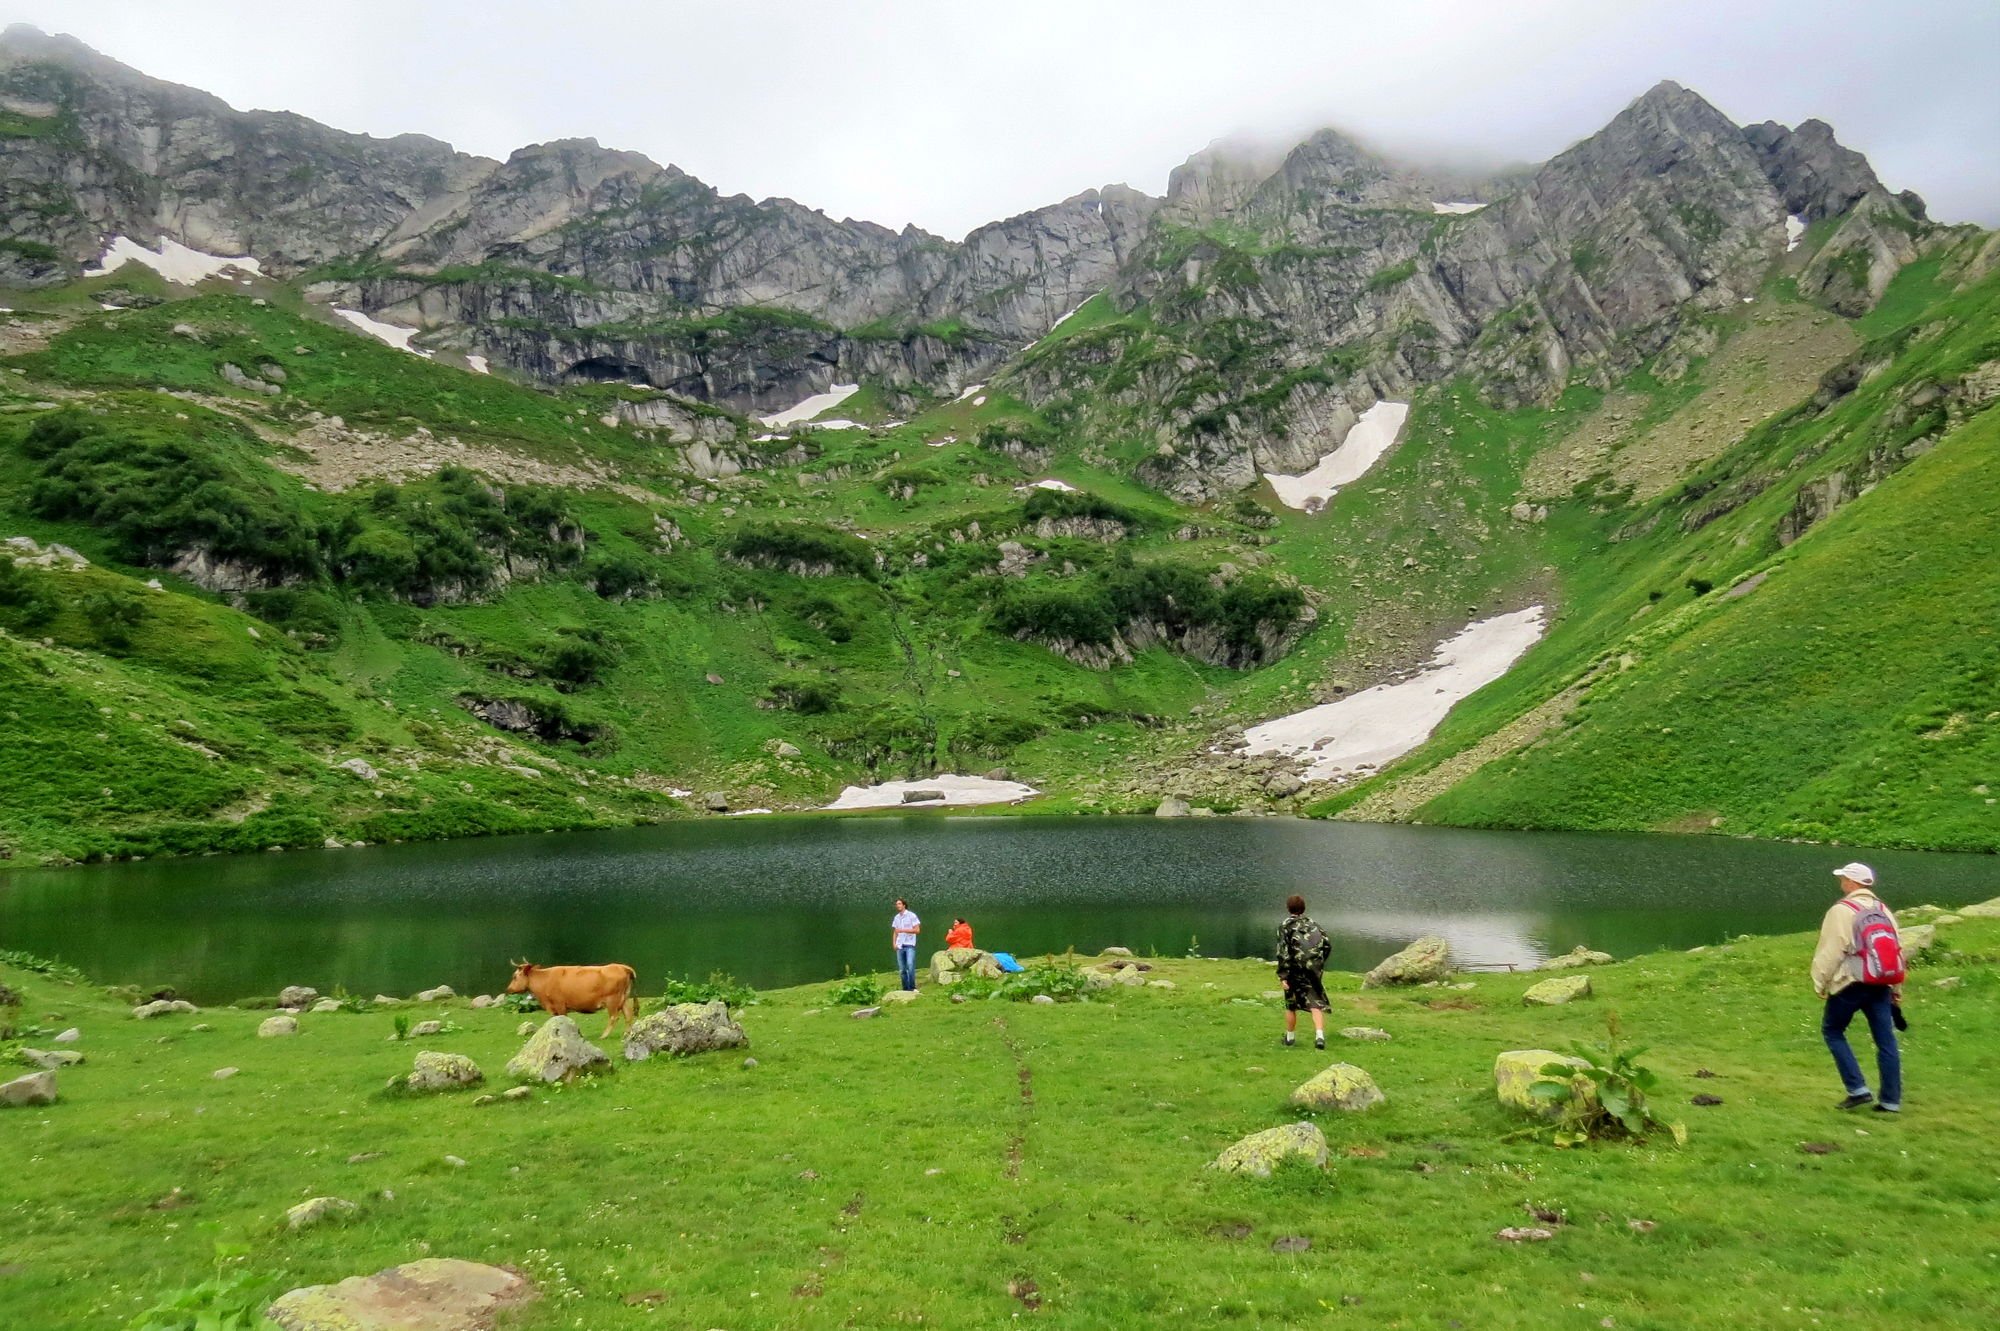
[1811,862,1905,1113]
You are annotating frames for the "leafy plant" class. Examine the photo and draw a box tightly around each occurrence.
[126,1240,278,1331]
[828,969,886,1007]
[659,971,758,1007]
[1531,1014,1687,1147]
[498,990,541,1014]
[390,1013,410,1041]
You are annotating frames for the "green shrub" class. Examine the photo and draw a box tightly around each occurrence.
[828,970,886,1007]
[724,522,875,579]
[658,971,758,1008]
[1528,1015,1686,1147]
[765,674,843,714]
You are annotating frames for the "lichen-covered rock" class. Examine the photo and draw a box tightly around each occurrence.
[284,1196,357,1230]
[621,1001,747,1061]
[1495,1050,1598,1120]
[1210,1122,1328,1177]
[1362,936,1452,987]
[265,1258,536,1331]
[278,985,320,1008]
[309,998,342,1014]
[880,989,920,1003]
[1958,896,2000,919]
[1290,1062,1386,1113]
[1900,924,1936,955]
[18,1048,83,1070]
[259,1015,300,1038]
[1,1070,58,1107]
[1538,945,1614,971]
[410,1020,444,1037]
[1522,975,1593,1006]
[1341,1026,1391,1042]
[413,985,456,1002]
[132,999,197,1020]
[405,1051,483,1093]
[930,947,1002,985]
[505,1015,610,1083]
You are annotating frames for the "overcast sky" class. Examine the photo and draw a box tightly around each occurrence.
[9,1,1997,236]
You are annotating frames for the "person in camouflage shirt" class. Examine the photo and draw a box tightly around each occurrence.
[1276,894,1332,1049]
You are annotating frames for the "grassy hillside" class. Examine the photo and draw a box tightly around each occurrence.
[2,229,1997,863]
[3,913,1998,1329]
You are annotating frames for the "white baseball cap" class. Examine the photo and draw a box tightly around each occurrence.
[1833,862,1876,887]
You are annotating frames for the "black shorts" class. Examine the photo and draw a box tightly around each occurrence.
[1281,969,1329,1011]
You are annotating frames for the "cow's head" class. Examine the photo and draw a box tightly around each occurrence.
[505,959,535,993]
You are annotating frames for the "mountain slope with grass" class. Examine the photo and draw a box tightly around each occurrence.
[0,28,1995,864]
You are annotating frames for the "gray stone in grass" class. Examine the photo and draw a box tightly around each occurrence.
[258,1015,299,1038]
[1,1071,57,1106]
[132,999,197,1020]
[54,1028,81,1044]
[1210,1122,1328,1177]
[284,1196,357,1230]
[405,1051,482,1093]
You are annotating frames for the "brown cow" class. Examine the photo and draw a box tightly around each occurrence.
[506,960,639,1037]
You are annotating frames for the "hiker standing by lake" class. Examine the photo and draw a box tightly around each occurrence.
[891,898,922,991]
[1276,894,1332,1050]
[1812,862,1906,1113]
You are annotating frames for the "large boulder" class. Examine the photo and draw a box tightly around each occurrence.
[278,985,321,1008]
[1290,1062,1385,1113]
[1538,945,1613,971]
[259,1015,300,1038]
[930,947,1001,985]
[132,999,197,1020]
[1522,975,1592,1006]
[622,1001,747,1061]
[1,1070,57,1107]
[1495,1050,1598,1121]
[1362,936,1452,987]
[1956,896,2000,919]
[505,1016,610,1083]
[266,1258,536,1331]
[1900,923,1937,955]
[1210,1122,1328,1177]
[1155,796,1192,818]
[405,1051,483,1093]
[413,986,456,1003]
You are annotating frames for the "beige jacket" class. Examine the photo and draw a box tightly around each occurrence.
[1811,890,1894,997]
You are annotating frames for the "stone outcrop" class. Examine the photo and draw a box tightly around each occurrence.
[1209,1122,1328,1177]
[266,1258,535,1331]
[621,1001,747,1060]
[1495,1049,1598,1120]
[1289,1062,1385,1113]
[132,999,197,1019]
[1521,975,1592,1006]
[1362,936,1452,987]
[930,947,1003,985]
[505,1016,610,1083]
[405,1051,483,1093]
[1538,946,1614,971]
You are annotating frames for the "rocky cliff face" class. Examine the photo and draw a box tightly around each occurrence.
[0,28,1942,494]
[1010,82,1937,498]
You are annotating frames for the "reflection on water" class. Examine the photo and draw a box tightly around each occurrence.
[0,815,1990,1002]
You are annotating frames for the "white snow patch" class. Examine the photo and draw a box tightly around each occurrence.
[1431,201,1486,215]
[1263,400,1410,510]
[83,235,263,285]
[754,432,782,442]
[1240,606,1547,783]
[334,308,432,358]
[1045,298,1091,333]
[803,419,862,431]
[952,383,986,403]
[726,808,775,817]
[1784,214,1806,252]
[466,354,489,375]
[824,773,1040,811]
[1030,477,1078,492]
[926,434,957,448]
[759,383,859,427]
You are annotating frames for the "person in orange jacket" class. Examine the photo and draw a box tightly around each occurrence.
[945,918,974,950]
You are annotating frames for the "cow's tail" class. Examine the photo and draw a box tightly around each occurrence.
[620,964,639,1020]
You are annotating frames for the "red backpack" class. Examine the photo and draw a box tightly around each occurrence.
[1841,896,1906,985]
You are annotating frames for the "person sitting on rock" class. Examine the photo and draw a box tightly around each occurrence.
[1276,894,1332,1050]
[945,918,974,950]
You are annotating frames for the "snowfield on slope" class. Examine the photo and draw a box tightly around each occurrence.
[334,308,432,357]
[1785,214,1806,251]
[1264,401,1410,509]
[824,774,1040,811]
[1431,201,1486,215]
[760,383,859,427]
[1241,606,1547,782]
[84,236,263,285]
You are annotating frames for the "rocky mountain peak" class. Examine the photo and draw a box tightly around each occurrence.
[1743,117,1897,223]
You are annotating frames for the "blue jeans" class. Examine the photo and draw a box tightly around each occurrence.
[1823,983,1902,1107]
[896,944,917,991]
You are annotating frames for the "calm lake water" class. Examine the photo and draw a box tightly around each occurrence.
[0,816,1992,1003]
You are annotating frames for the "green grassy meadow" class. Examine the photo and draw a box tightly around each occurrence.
[4,914,1999,1330]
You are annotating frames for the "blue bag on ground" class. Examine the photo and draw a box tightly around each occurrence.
[991,952,1024,973]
